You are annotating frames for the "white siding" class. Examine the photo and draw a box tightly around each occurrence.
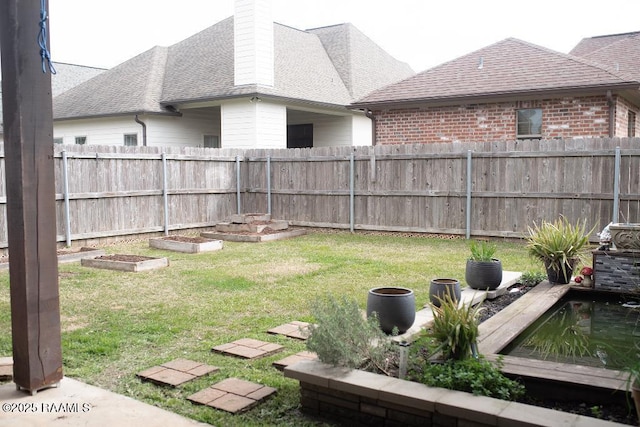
[222,99,286,148]
[352,113,373,146]
[53,109,220,147]
[234,0,274,87]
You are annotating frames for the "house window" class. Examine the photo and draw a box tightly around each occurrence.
[516,109,542,139]
[203,135,220,148]
[53,137,63,144]
[287,124,313,148]
[75,136,87,145]
[124,133,138,146]
[629,111,637,137]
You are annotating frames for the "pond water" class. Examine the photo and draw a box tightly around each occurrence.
[501,291,640,370]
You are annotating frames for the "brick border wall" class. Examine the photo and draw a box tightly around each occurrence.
[373,95,639,144]
[284,360,622,427]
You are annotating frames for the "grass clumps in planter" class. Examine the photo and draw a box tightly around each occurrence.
[306,295,397,375]
[429,293,482,360]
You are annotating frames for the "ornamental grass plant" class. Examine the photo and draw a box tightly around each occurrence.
[428,293,483,360]
[525,216,594,281]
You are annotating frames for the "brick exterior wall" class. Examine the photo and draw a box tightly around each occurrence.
[373,95,639,144]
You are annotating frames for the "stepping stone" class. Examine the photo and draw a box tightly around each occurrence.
[272,351,317,371]
[212,338,284,359]
[187,378,276,414]
[267,321,311,340]
[136,358,219,387]
[0,357,12,381]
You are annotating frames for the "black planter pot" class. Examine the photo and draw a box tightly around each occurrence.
[465,259,503,290]
[429,278,461,307]
[544,259,576,284]
[366,287,415,334]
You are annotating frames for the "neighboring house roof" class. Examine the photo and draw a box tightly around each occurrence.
[54,17,414,120]
[570,31,640,56]
[55,46,172,119]
[352,38,640,108]
[0,62,105,134]
[570,31,640,81]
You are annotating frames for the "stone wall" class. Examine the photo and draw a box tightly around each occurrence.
[284,360,623,427]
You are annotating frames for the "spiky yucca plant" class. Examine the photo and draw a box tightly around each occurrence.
[525,216,593,282]
[429,293,482,360]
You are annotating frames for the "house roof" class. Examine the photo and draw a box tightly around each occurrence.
[54,18,413,120]
[352,38,640,108]
[570,31,640,81]
[0,62,105,134]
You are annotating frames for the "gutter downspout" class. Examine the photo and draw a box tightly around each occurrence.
[365,109,376,146]
[134,114,147,146]
[606,91,615,138]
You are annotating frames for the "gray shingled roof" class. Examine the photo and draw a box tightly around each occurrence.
[54,17,414,120]
[353,38,640,108]
[308,23,414,100]
[0,62,105,134]
[55,47,171,119]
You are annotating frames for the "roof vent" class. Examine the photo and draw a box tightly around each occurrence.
[478,56,484,70]
[615,62,620,72]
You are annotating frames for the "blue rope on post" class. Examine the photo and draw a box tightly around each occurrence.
[38,0,56,74]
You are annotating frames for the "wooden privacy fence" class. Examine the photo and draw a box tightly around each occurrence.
[0,138,636,247]
[242,138,640,240]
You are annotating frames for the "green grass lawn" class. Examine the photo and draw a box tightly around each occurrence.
[0,230,544,426]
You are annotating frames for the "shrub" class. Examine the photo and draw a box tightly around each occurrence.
[519,271,547,287]
[409,356,525,401]
[305,294,397,375]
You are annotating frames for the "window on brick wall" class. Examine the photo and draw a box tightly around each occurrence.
[629,111,637,137]
[516,108,542,139]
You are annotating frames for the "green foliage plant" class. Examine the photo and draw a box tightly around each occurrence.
[410,356,525,401]
[519,271,547,287]
[429,293,482,360]
[305,294,397,375]
[525,216,594,281]
[469,240,497,262]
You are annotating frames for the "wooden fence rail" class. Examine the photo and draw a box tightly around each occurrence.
[0,138,636,247]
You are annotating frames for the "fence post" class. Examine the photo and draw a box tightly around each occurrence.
[62,150,72,246]
[162,153,169,235]
[350,152,355,232]
[236,155,242,214]
[267,155,272,215]
[466,150,472,239]
[613,146,621,223]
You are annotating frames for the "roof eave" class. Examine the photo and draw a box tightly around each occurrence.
[54,110,182,122]
[164,93,352,112]
[350,83,640,110]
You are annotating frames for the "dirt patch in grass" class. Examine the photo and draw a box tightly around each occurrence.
[232,258,322,283]
[161,235,213,243]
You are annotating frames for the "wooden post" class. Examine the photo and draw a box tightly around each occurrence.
[0,0,63,392]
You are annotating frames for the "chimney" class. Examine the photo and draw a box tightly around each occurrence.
[234,0,274,87]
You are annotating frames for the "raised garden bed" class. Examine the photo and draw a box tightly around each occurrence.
[149,235,223,253]
[0,247,105,270]
[201,228,307,243]
[81,254,169,272]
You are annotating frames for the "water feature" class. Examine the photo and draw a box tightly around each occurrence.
[501,290,640,370]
